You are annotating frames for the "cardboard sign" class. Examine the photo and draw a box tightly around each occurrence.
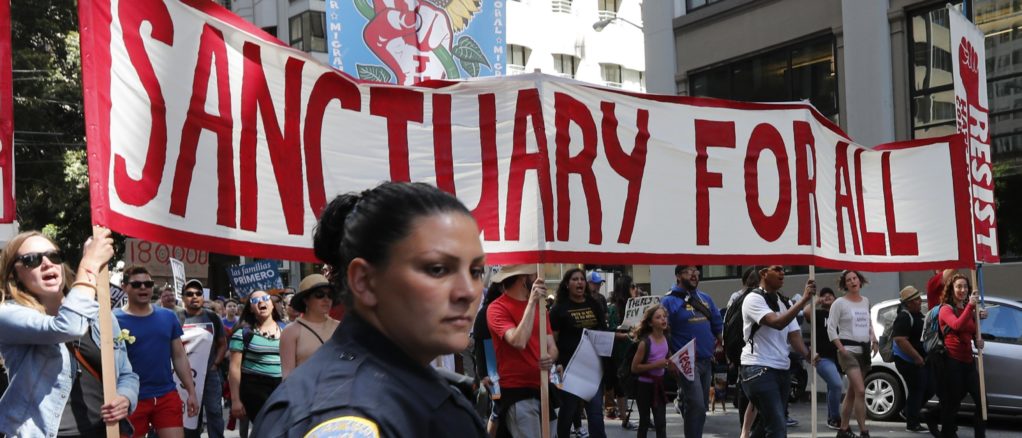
[227,260,283,298]
[170,257,185,298]
[622,296,661,329]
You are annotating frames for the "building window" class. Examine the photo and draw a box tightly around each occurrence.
[689,35,839,119]
[908,6,958,139]
[553,54,580,78]
[289,11,326,53]
[601,63,623,87]
[508,44,531,75]
[552,0,572,14]
[686,0,722,12]
[598,0,620,20]
[973,0,1022,170]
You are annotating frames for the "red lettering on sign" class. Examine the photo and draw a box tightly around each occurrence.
[601,102,649,244]
[114,0,173,206]
[694,120,736,246]
[506,89,554,242]
[853,149,886,255]
[881,152,919,256]
[171,24,235,227]
[554,93,602,244]
[834,142,861,255]
[239,45,306,234]
[793,122,820,247]
[474,93,500,241]
[369,87,424,182]
[304,72,361,217]
[432,94,455,195]
[744,123,791,242]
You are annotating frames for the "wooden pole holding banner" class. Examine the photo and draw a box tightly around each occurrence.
[809,265,817,438]
[95,228,118,438]
[538,263,550,438]
[970,267,987,420]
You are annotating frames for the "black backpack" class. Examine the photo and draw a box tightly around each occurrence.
[617,336,651,398]
[723,288,779,365]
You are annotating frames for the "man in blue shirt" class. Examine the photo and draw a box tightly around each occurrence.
[661,265,723,438]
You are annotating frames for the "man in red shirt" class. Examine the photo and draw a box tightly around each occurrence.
[925,269,956,305]
[487,265,559,437]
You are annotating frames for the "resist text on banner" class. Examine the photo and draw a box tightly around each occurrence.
[228,260,283,298]
[950,6,999,263]
[79,0,977,271]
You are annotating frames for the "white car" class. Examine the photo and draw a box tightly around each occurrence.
[864,296,1022,420]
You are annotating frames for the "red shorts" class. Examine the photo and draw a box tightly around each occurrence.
[125,390,183,437]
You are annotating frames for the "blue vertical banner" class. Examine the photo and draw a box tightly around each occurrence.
[325,0,506,85]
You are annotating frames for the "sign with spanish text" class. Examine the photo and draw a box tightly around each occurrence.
[227,260,283,297]
[80,0,976,271]
[621,296,661,329]
[949,6,999,264]
[326,0,505,84]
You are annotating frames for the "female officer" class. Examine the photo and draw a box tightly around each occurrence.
[253,182,487,437]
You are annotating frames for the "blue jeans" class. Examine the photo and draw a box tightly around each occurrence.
[556,384,606,438]
[816,357,843,422]
[184,367,225,438]
[676,357,712,438]
[741,365,790,438]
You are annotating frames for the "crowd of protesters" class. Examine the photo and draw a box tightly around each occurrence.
[0,183,995,438]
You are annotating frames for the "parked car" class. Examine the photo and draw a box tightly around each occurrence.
[864,295,1022,420]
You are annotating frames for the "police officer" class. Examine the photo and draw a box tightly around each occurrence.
[253,182,487,437]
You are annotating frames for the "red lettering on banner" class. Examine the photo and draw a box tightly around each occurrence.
[853,149,887,255]
[554,93,602,244]
[601,102,649,244]
[506,89,554,242]
[881,152,919,255]
[474,93,500,241]
[239,44,306,234]
[170,24,235,227]
[114,1,173,206]
[793,122,820,247]
[694,120,736,246]
[834,142,861,255]
[369,87,424,182]
[744,124,791,242]
[432,94,455,195]
[304,72,361,217]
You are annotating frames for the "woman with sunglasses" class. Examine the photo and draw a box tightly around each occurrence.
[252,182,486,437]
[279,274,339,379]
[606,274,639,429]
[0,228,138,437]
[228,290,286,428]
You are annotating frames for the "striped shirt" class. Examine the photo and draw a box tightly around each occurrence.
[230,327,282,377]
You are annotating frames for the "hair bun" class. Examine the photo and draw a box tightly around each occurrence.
[313,194,359,267]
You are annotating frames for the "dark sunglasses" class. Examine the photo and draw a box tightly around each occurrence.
[182,291,203,298]
[128,280,155,289]
[16,251,64,268]
[309,288,332,299]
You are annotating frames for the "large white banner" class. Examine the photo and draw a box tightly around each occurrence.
[950,6,1000,263]
[79,0,976,270]
[174,324,213,430]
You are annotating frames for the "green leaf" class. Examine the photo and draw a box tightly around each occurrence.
[353,0,375,20]
[434,47,461,79]
[462,61,481,77]
[356,64,393,83]
[452,36,490,68]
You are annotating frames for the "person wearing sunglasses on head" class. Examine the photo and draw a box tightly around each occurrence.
[0,227,139,438]
[228,290,286,429]
[115,266,200,438]
[279,274,339,379]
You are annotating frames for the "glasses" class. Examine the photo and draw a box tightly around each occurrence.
[310,288,332,299]
[250,295,272,304]
[684,269,701,276]
[16,251,64,268]
[182,291,203,298]
[128,280,155,289]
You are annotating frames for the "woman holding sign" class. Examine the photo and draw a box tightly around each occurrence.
[252,182,487,437]
[937,274,987,438]
[0,228,138,437]
[827,270,878,438]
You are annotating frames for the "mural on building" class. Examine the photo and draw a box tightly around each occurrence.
[327,0,505,85]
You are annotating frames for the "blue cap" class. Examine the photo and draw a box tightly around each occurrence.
[588,272,605,284]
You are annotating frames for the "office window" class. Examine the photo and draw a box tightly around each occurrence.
[689,36,838,119]
[601,63,622,87]
[289,11,326,53]
[909,6,958,139]
[598,0,620,20]
[687,0,722,12]
[552,0,572,14]
[553,54,580,78]
[508,44,531,75]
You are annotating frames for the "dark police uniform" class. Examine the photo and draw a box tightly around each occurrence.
[252,312,486,438]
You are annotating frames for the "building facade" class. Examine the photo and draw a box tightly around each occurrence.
[642,0,1022,303]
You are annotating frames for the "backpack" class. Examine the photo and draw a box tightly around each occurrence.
[616,336,651,398]
[921,303,950,355]
[878,307,910,362]
[723,288,778,365]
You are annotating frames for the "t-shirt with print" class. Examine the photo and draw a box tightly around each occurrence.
[550,299,606,367]
[487,294,553,389]
[230,326,283,378]
[891,306,924,361]
[114,307,184,399]
[826,296,872,354]
[740,291,799,370]
[179,309,225,368]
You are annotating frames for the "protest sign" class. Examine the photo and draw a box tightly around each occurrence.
[0,2,14,223]
[125,238,209,279]
[950,6,999,263]
[561,332,601,400]
[669,338,696,382]
[622,296,661,329]
[170,257,185,298]
[174,324,213,430]
[80,0,978,270]
[227,260,283,297]
[109,283,127,308]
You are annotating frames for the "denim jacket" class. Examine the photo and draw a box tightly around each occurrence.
[0,288,140,438]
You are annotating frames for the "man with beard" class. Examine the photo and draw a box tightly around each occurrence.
[178,280,227,438]
[115,266,198,437]
[661,265,723,438]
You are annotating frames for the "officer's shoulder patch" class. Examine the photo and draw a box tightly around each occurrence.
[304,416,380,438]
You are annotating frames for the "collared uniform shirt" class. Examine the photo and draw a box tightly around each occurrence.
[253,312,485,438]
